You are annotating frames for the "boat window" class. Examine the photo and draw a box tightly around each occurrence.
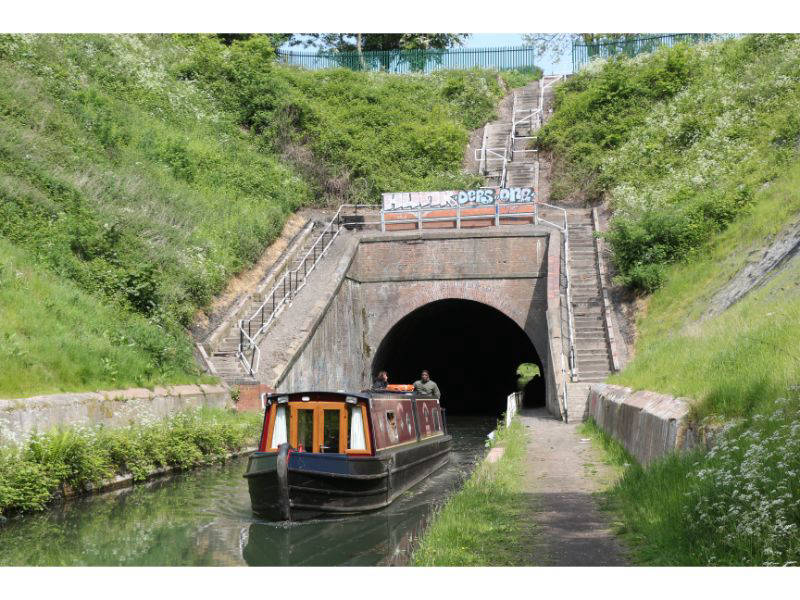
[273,405,288,447]
[433,408,441,431]
[321,409,341,453]
[297,408,314,452]
[386,411,398,442]
[348,405,366,450]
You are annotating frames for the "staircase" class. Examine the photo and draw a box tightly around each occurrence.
[475,75,619,421]
[207,222,328,384]
[567,210,615,384]
[480,121,513,186]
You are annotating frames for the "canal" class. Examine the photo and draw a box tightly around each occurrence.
[0,417,496,566]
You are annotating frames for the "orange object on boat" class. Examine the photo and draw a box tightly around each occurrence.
[386,384,414,392]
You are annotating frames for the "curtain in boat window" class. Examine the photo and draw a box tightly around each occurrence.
[349,405,366,450]
[273,405,288,447]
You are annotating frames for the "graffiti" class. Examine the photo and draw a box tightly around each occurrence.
[382,187,535,211]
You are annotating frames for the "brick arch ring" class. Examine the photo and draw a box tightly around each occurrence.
[367,281,546,363]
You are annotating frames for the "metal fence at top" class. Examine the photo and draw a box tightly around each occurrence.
[572,34,741,71]
[276,45,540,74]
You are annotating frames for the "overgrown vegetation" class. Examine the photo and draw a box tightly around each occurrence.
[541,34,800,291]
[0,34,532,397]
[611,143,800,421]
[177,35,538,200]
[583,406,800,566]
[0,407,261,517]
[0,240,212,397]
[548,34,800,566]
[411,419,533,565]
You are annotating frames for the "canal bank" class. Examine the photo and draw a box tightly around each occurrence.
[0,407,261,518]
[0,417,494,566]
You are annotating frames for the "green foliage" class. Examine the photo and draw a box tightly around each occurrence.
[611,159,800,420]
[0,239,206,397]
[412,419,534,565]
[586,395,800,566]
[179,36,522,200]
[541,34,800,292]
[0,408,262,517]
[0,34,521,396]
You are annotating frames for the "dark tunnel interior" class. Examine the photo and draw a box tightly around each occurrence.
[371,299,544,416]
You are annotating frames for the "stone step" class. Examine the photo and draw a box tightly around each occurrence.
[571,299,602,308]
[575,331,607,339]
[571,286,601,295]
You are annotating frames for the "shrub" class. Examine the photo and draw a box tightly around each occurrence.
[0,408,262,517]
[541,35,800,292]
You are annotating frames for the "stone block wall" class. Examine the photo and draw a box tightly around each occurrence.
[0,384,230,446]
[586,383,702,465]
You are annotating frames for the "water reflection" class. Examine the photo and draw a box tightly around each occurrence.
[0,417,494,566]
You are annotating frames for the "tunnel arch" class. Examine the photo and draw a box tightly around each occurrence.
[371,299,545,416]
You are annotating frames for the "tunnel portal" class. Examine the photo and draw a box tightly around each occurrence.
[371,299,543,416]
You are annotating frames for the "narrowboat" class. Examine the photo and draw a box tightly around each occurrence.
[244,387,451,521]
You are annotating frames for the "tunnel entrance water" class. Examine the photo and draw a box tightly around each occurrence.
[372,299,543,415]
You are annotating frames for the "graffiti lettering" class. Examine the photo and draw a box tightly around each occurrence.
[382,188,535,211]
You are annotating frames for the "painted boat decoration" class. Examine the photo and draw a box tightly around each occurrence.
[244,389,452,521]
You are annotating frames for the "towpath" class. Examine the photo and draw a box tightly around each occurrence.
[519,408,629,566]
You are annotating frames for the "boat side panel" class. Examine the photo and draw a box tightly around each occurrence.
[369,396,417,450]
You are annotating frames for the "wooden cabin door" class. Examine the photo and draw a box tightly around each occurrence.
[289,402,347,454]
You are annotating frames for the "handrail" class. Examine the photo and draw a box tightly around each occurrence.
[237,204,374,377]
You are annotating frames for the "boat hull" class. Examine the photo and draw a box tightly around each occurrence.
[245,435,452,521]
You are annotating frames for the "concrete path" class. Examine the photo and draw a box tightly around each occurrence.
[519,408,629,566]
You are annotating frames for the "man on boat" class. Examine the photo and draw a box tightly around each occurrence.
[373,370,389,389]
[413,370,441,399]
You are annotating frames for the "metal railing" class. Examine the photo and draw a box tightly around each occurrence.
[381,200,554,230]
[277,46,541,74]
[572,33,741,71]
[237,204,375,377]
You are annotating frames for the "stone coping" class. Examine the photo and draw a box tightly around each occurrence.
[0,384,229,409]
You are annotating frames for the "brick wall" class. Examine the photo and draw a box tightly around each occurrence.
[235,383,275,413]
[275,228,564,417]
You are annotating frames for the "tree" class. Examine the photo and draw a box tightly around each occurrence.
[216,34,294,48]
[290,33,469,52]
[522,33,647,64]
[289,33,469,71]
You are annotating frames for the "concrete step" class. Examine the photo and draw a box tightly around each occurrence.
[577,359,613,372]
[572,307,603,317]
[575,339,610,351]
[573,319,604,329]
[574,333,608,341]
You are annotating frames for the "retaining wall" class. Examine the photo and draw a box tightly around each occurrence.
[0,384,230,446]
[587,383,703,465]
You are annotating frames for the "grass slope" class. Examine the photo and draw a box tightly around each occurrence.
[542,34,800,291]
[0,239,211,397]
[0,34,533,397]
